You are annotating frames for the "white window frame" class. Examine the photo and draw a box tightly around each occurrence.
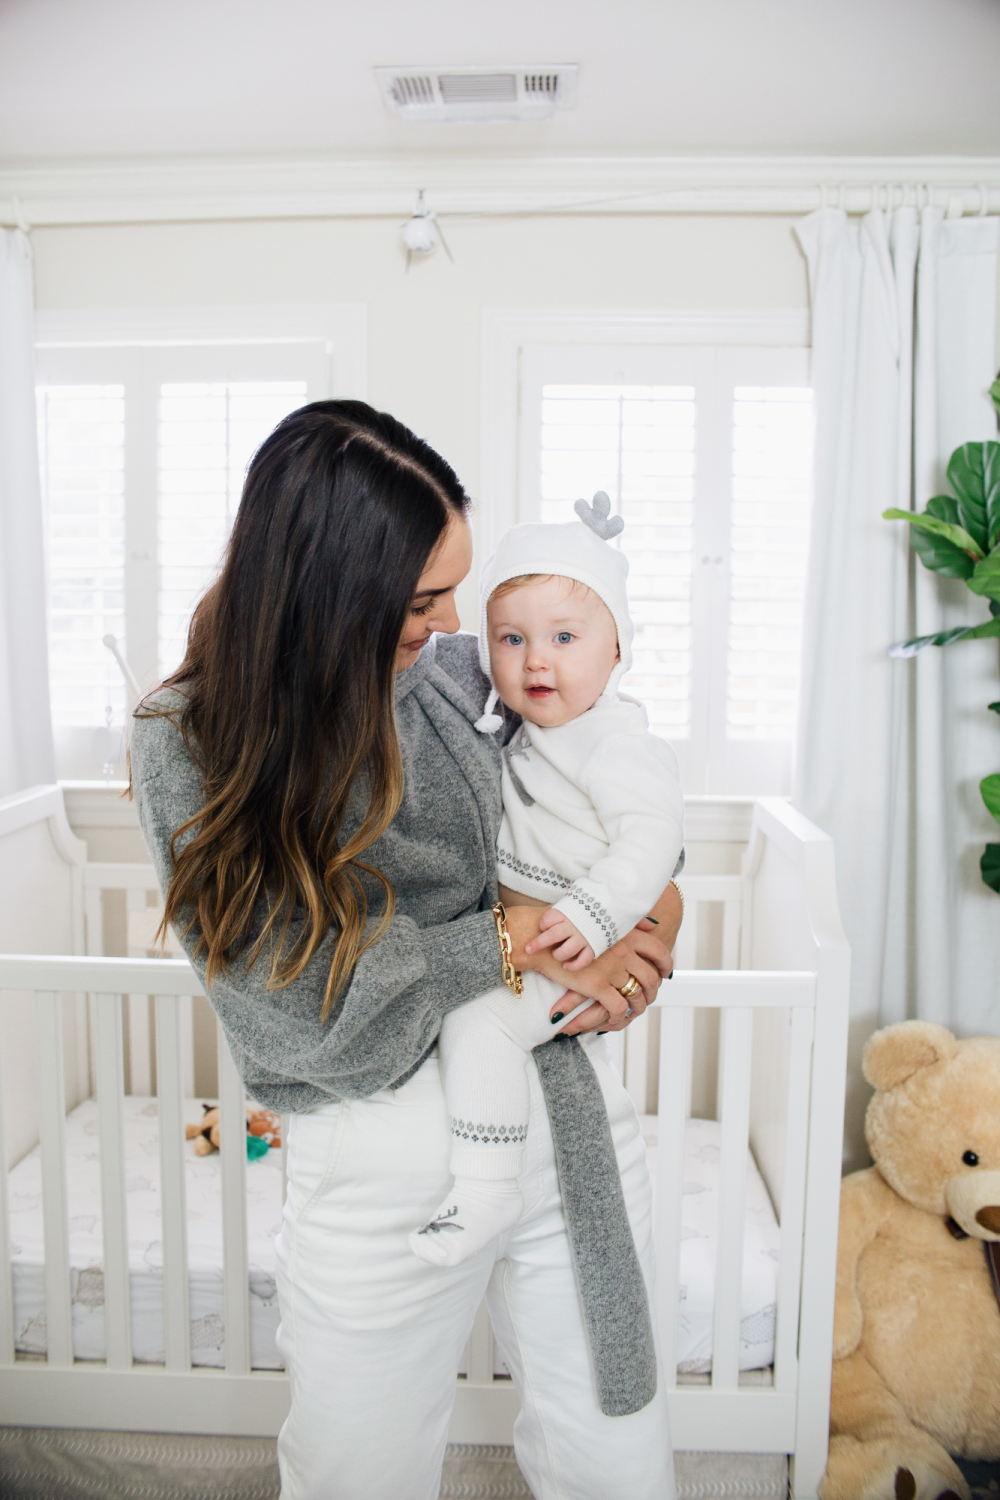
[480,308,811,795]
[34,304,366,779]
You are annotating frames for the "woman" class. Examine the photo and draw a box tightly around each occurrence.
[130,400,682,1500]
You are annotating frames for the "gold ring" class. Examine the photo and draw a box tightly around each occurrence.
[618,975,641,1000]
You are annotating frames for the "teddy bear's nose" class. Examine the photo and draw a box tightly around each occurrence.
[975,1205,1000,1234]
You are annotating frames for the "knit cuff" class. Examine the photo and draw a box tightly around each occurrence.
[417,907,504,1009]
[552,884,620,959]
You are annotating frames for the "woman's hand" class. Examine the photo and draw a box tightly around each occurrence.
[502,902,672,1035]
[516,879,684,1037]
[555,926,673,1034]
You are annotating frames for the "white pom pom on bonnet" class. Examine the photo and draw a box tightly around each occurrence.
[475,492,633,733]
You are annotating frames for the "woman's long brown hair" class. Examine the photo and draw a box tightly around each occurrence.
[132,400,469,1021]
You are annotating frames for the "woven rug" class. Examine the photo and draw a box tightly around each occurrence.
[0,1428,789,1499]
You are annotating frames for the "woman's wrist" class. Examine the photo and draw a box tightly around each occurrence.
[501,903,545,973]
[491,901,524,995]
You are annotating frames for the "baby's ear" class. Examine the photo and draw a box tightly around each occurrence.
[862,1020,958,1092]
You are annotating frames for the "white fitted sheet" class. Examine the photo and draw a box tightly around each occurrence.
[642,1115,780,1374]
[7,1095,284,1369]
[7,1100,779,1376]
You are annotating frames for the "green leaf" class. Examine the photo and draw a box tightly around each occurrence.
[946,443,1000,552]
[990,702,1000,715]
[926,494,962,527]
[982,774,1000,825]
[887,618,1000,657]
[991,374,1000,424]
[909,527,977,579]
[988,444,1000,550]
[968,550,1000,603]
[982,843,1000,895]
[882,508,984,559]
[890,627,979,657]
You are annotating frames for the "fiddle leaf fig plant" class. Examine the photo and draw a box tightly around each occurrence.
[882,375,1000,894]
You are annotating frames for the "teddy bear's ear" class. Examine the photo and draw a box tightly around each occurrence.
[863,1020,958,1092]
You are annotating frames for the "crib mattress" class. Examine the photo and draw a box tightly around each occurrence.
[642,1115,781,1374]
[7,1099,780,1376]
[7,1095,284,1369]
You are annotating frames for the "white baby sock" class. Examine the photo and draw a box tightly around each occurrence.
[409,992,540,1268]
[409,1177,524,1267]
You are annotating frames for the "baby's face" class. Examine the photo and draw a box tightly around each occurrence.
[487,576,620,727]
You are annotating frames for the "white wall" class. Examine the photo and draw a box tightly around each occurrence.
[31,212,810,628]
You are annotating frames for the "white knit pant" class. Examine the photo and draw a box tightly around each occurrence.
[274,1042,675,1500]
[439,971,584,1181]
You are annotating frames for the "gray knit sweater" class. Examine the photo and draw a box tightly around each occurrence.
[129,631,655,1416]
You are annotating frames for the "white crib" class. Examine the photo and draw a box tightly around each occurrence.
[0,785,849,1498]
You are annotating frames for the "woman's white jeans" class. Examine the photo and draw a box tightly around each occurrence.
[274,1037,675,1500]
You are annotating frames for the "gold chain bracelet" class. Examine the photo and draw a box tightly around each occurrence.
[491,901,523,996]
[670,877,685,917]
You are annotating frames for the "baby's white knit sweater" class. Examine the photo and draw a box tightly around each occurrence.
[497,695,685,957]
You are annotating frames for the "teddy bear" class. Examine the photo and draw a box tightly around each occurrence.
[821,1020,1000,1500]
[185,1103,282,1159]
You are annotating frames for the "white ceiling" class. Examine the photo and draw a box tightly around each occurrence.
[1,0,999,165]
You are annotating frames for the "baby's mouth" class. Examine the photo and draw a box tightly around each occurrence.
[526,685,555,698]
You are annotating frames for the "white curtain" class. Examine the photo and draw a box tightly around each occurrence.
[0,228,54,797]
[794,206,999,1168]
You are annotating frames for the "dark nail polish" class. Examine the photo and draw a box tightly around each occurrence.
[667,970,674,980]
[551,1012,565,1024]
[646,915,659,924]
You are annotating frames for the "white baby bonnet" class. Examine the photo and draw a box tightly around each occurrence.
[475,492,634,733]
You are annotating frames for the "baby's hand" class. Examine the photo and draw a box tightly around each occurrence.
[527,909,596,971]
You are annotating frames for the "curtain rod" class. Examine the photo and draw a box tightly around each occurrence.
[2,170,999,231]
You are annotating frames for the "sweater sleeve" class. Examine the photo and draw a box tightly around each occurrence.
[550,731,685,958]
[129,706,502,1109]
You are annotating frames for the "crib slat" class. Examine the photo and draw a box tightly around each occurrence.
[0,1001,13,1367]
[154,995,190,1372]
[711,1006,753,1392]
[218,1019,250,1376]
[36,991,74,1368]
[94,992,132,1371]
[773,1005,814,1393]
[655,1004,691,1389]
[180,995,195,1098]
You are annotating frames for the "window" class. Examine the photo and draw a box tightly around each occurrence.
[34,315,355,779]
[539,385,695,738]
[726,387,813,743]
[36,384,126,729]
[520,342,812,794]
[156,382,308,678]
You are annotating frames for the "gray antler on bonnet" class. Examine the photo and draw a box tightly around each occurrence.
[574,491,624,541]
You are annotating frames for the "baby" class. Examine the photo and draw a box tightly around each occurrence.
[409,494,685,1268]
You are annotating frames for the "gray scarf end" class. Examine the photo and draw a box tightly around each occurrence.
[533,1034,660,1420]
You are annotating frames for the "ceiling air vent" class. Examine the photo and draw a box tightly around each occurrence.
[375,65,578,123]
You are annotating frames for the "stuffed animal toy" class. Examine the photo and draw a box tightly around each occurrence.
[821,1021,1000,1500]
[185,1104,282,1160]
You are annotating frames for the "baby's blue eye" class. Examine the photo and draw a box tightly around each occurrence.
[504,633,524,646]
[555,632,573,645]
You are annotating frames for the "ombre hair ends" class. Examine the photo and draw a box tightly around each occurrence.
[132,400,469,1022]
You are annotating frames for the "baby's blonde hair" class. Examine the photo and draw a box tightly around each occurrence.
[490,573,592,603]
